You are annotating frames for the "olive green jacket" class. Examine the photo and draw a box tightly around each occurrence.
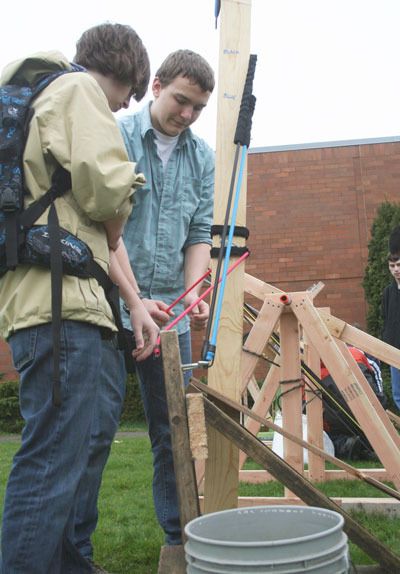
[0,52,143,338]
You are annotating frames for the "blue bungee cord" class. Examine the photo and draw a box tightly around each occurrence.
[202,54,257,365]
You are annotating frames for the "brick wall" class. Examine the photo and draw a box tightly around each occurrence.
[0,338,17,381]
[192,137,400,363]
[1,137,399,379]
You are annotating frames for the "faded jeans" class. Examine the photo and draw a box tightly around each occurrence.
[0,321,103,574]
[74,339,125,561]
[73,329,191,559]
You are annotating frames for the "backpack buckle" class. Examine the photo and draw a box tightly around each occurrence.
[0,186,19,211]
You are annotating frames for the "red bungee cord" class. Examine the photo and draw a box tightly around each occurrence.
[165,268,211,313]
[153,251,249,356]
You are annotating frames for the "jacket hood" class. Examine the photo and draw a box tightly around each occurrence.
[0,51,71,86]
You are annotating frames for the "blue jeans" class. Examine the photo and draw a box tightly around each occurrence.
[390,366,400,409]
[135,330,192,545]
[73,339,126,561]
[1,321,104,574]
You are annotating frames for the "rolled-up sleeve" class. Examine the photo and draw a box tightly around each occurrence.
[185,144,214,247]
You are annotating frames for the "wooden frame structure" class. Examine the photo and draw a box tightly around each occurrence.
[159,330,400,573]
[235,274,400,509]
[193,274,400,513]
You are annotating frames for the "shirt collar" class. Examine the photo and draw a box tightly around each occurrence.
[140,102,197,149]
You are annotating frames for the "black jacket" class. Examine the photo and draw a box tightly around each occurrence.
[382,281,400,349]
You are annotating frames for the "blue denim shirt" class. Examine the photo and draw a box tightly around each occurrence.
[119,104,214,334]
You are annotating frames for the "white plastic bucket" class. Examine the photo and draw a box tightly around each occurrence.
[185,506,349,573]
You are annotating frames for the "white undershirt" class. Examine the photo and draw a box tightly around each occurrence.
[153,128,179,170]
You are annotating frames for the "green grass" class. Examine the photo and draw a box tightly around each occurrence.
[0,435,164,574]
[92,437,163,573]
[1,435,399,572]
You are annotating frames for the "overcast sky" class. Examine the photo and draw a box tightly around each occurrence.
[1,0,399,149]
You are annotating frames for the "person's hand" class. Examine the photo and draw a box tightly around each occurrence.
[184,293,209,331]
[128,301,160,362]
[142,298,173,327]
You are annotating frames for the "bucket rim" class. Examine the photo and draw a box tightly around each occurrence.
[185,532,348,567]
[184,505,344,549]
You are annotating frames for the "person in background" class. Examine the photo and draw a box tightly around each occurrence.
[381,250,400,411]
[320,345,385,460]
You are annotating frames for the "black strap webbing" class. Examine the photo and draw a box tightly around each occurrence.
[211,224,250,240]
[4,213,18,268]
[85,259,126,350]
[19,168,71,230]
[48,201,63,407]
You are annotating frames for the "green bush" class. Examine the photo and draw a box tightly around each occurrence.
[381,363,397,412]
[363,201,400,337]
[0,375,145,434]
[120,373,145,424]
[0,380,23,433]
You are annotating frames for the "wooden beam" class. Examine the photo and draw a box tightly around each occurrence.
[160,330,200,540]
[157,545,186,574]
[336,339,400,450]
[291,294,400,489]
[204,0,252,514]
[239,468,392,483]
[203,397,400,573]
[279,311,303,495]
[241,294,283,392]
[319,309,400,369]
[244,272,282,300]
[305,338,325,481]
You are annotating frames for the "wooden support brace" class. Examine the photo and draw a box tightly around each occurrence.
[241,294,283,392]
[280,311,303,495]
[319,309,400,370]
[290,294,400,488]
[239,364,281,469]
[186,393,208,461]
[304,338,325,482]
[160,330,200,540]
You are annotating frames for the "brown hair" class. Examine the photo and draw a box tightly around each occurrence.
[74,23,150,101]
[155,49,214,93]
[388,252,400,262]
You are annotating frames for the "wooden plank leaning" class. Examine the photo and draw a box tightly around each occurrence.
[158,330,200,574]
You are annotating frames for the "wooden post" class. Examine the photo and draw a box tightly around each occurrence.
[204,0,252,513]
[304,338,325,482]
[160,330,200,536]
[280,310,304,495]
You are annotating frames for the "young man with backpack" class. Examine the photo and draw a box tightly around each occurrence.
[73,50,215,562]
[0,23,158,574]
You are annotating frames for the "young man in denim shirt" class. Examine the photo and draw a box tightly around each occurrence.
[121,49,215,546]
